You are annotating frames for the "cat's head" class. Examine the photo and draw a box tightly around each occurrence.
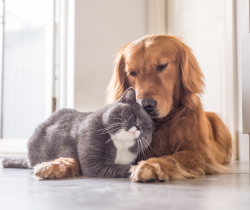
[102,87,153,155]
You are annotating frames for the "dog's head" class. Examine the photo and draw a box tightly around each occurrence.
[107,35,204,118]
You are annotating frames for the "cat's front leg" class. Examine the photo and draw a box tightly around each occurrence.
[80,159,132,178]
[34,158,81,179]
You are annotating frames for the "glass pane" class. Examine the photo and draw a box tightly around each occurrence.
[2,0,47,138]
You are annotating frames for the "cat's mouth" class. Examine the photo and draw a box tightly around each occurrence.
[127,126,141,139]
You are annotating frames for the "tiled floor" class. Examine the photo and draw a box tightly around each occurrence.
[0,159,249,210]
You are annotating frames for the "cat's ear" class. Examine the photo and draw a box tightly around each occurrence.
[119,87,136,103]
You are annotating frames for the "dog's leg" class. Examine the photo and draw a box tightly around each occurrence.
[130,150,229,182]
[34,158,81,179]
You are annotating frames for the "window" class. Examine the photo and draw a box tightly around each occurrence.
[0,0,55,154]
[2,0,46,138]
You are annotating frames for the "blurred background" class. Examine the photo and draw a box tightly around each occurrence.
[0,0,248,162]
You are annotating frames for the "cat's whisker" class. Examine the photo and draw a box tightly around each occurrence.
[145,143,153,159]
[141,136,154,150]
[141,141,147,160]
[143,143,149,160]
[106,129,121,144]
[127,114,134,121]
[98,122,123,131]
[123,114,134,127]
[98,127,120,132]
[139,138,147,160]
[140,136,161,156]
[140,140,144,160]
[136,138,141,162]
[138,139,144,160]
[105,138,112,144]
[100,122,123,128]
[100,127,121,134]
[99,125,121,133]
[98,123,122,132]
[113,118,125,122]
[139,136,150,159]
[139,137,150,159]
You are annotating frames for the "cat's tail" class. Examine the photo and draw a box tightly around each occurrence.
[2,158,31,169]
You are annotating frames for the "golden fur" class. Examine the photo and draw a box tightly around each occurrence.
[107,35,232,182]
[34,158,80,179]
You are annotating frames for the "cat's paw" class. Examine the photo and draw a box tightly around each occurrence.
[33,158,80,179]
[130,158,169,182]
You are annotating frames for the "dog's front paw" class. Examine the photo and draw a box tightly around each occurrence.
[34,161,67,179]
[130,158,169,182]
[33,158,81,179]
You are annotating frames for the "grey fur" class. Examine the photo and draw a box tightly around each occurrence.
[3,88,152,178]
[2,158,30,169]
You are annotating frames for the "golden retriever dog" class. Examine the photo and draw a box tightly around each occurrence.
[107,35,232,182]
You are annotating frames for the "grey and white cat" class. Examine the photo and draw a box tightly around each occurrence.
[3,88,153,178]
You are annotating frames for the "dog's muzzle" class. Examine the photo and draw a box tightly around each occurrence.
[138,99,157,114]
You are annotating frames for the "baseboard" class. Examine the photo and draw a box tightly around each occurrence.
[238,131,249,162]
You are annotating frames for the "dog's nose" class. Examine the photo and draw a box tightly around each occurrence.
[138,99,157,113]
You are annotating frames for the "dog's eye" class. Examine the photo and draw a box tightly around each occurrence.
[157,63,168,73]
[129,71,137,77]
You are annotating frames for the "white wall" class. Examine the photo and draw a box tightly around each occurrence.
[236,0,249,162]
[166,0,237,156]
[74,0,147,112]
[167,0,225,115]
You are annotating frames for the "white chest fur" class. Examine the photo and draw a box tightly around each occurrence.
[112,128,139,164]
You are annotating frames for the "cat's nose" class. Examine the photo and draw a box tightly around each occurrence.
[129,127,137,133]
[135,125,140,131]
[138,99,157,113]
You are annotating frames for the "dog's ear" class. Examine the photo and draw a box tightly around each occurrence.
[179,43,204,108]
[180,43,204,94]
[106,42,131,104]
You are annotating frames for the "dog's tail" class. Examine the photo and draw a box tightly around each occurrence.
[206,112,232,164]
[2,158,30,169]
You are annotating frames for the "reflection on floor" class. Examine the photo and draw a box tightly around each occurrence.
[0,159,249,210]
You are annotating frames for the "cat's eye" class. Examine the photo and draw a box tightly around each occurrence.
[141,123,151,130]
[129,71,137,77]
[129,115,136,122]
[156,63,168,73]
